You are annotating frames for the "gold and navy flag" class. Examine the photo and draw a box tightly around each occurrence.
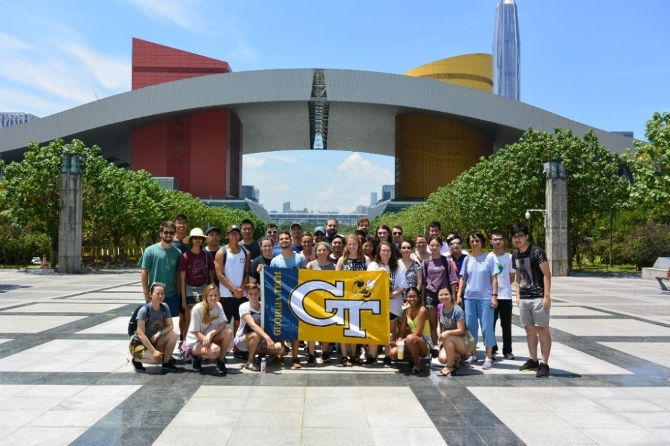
[261,267,390,344]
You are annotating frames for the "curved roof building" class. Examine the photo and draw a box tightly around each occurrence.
[0,39,632,200]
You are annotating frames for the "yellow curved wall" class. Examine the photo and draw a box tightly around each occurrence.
[405,53,493,92]
[396,115,492,199]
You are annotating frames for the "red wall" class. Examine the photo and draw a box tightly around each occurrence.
[130,38,240,199]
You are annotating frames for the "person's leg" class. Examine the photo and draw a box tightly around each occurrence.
[405,335,421,369]
[214,329,233,361]
[291,340,300,365]
[525,326,538,361]
[480,300,496,359]
[428,307,438,345]
[464,299,479,357]
[245,332,260,364]
[492,305,500,354]
[499,300,513,355]
[156,331,179,363]
[536,326,552,364]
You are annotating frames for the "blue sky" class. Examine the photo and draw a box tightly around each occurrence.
[1,0,668,213]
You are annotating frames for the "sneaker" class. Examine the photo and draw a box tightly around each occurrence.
[131,359,145,372]
[482,358,493,370]
[504,353,515,360]
[536,363,550,378]
[216,360,228,376]
[410,367,423,376]
[363,356,377,367]
[307,354,316,366]
[233,350,248,360]
[192,357,202,372]
[162,360,179,372]
[383,356,392,367]
[519,359,540,371]
[465,354,478,365]
[321,352,331,363]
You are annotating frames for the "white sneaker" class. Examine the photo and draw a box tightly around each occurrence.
[482,358,493,370]
[465,354,478,365]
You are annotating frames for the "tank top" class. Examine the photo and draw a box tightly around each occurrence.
[219,247,247,298]
[406,309,431,337]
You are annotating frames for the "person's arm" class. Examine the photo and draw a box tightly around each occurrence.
[242,313,274,346]
[140,268,151,303]
[395,310,408,343]
[539,261,552,308]
[491,273,499,309]
[515,265,521,307]
[415,264,423,294]
[136,318,163,362]
[306,260,313,270]
[180,270,188,310]
[241,249,251,289]
[207,254,215,285]
[335,257,344,271]
[391,268,407,299]
[456,276,465,306]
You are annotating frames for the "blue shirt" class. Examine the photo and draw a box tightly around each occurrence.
[461,252,497,300]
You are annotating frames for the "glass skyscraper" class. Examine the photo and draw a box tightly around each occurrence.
[493,0,520,100]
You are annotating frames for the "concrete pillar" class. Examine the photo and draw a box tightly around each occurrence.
[544,159,568,276]
[58,153,83,273]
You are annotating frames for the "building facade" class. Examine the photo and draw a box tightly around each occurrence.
[493,0,521,100]
[0,112,38,128]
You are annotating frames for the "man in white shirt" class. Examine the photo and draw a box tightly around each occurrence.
[489,230,516,360]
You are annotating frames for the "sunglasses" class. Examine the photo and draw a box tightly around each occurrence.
[450,242,461,246]
[162,231,175,235]
[266,230,278,234]
[392,232,403,236]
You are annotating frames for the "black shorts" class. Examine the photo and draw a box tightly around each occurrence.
[424,290,439,309]
[221,297,249,321]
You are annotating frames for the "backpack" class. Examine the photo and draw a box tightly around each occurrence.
[128,303,166,336]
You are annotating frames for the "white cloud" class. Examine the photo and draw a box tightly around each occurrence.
[0,32,35,51]
[337,152,393,183]
[57,42,129,91]
[121,0,209,32]
[244,156,267,168]
[230,41,257,63]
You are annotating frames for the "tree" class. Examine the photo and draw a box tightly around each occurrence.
[625,112,670,223]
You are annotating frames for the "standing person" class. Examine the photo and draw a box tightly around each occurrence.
[511,222,552,378]
[270,231,306,368]
[388,286,430,376]
[427,221,450,255]
[313,226,326,244]
[266,223,281,256]
[366,241,407,366]
[375,224,398,257]
[325,218,339,243]
[249,236,274,284]
[306,241,335,363]
[204,226,221,287]
[336,234,371,366]
[357,217,370,236]
[490,230,516,360]
[456,231,498,370]
[234,283,284,371]
[179,228,215,339]
[400,240,423,293]
[362,236,376,260]
[422,236,459,346]
[240,219,260,260]
[215,225,250,336]
[328,235,344,263]
[436,286,474,378]
[447,235,468,298]
[301,232,315,264]
[411,234,431,264]
[392,225,405,249]
[172,214,191,343]
[139,221,181,319]
[185,285,232,376]
[129,282,179,372]
[290,222,304,252]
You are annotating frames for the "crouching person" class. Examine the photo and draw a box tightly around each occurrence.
[186,284,233,376]
[234,283,283,371]
[130,282,179,372]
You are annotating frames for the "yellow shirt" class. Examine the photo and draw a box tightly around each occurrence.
[406,309,431,337]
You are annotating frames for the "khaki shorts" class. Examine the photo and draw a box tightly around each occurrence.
[129,342,147,360]
[461,329,475,353]
[519,298,551,328]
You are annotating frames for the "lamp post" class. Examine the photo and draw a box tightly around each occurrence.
[58,149,83,273]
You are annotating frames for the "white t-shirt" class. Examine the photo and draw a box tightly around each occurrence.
[185,302,228,346]
[491,252,516,299]
[235,301,262,340]
[368,262,408,317]
[220,247,247,298]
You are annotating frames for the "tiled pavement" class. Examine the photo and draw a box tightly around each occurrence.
[0,269,669,445]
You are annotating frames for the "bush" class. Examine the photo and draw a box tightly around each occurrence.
[0,224,51,265]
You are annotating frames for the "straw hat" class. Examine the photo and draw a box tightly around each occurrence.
[183,227,211,244]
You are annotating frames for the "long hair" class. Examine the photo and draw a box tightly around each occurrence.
[342,234,363,261]
[374,241,399,272]
[200,284,219,325]
[374,224,391,245]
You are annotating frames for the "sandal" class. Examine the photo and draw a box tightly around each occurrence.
[437,366,456,377]
[340,356,352,367]
[243,362,260,372]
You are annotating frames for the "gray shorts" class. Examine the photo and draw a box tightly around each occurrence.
[519,298,550,328]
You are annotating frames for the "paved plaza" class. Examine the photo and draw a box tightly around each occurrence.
[0,269,669,445]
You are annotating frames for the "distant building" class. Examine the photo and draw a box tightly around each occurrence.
[242,185,259,202]
[0,112,38,128]
[370,192,378,206]
[283,201,291,212]
[612,131,634,139]
[355,205,369,214]
[382,185,395,201]
[493,0,521,100]
[154,177,180,191]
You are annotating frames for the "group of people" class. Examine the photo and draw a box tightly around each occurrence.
[131,215,553,378]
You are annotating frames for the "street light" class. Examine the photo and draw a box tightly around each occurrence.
[525,208,547,227]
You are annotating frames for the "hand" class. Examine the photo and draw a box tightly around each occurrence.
[233,288,244,299]
[491,297,498,309]
[151,332,160,343]
[264,336,274,346]
[516,297,520,307]
[543,296,551,309]
[152,349,163,362]
[203,333,212,347]
[257,264,263,274]
[456,296,462,306]
[210,344,221,357]
[389,341,397,348]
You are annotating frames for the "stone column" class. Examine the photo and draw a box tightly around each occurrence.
[58,153,83,273]
[544,159,568,276]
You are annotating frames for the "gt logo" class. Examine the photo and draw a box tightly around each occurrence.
[289,280,381,338]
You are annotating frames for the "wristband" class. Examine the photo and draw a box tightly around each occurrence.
[492,294,498,297]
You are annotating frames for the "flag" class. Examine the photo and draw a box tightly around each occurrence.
[261,267,390,344]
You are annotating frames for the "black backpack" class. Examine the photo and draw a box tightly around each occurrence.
[128,303,165,336]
